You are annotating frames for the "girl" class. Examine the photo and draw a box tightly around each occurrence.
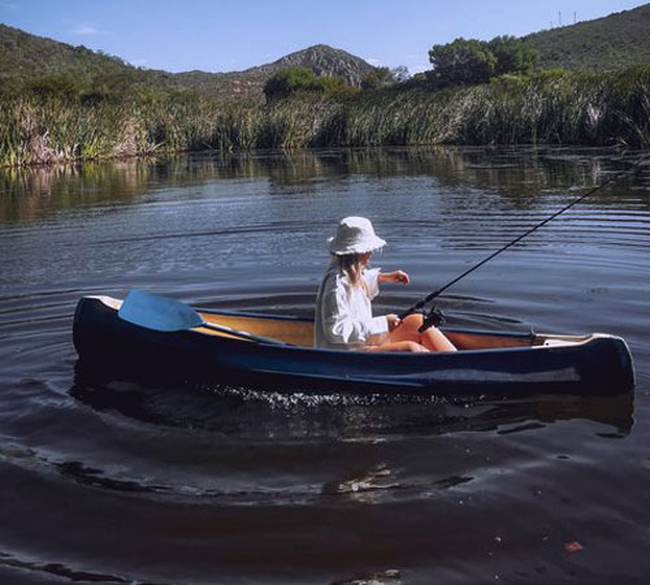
[314,217,456,352]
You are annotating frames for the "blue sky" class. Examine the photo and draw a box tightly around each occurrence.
[1,1,648,74]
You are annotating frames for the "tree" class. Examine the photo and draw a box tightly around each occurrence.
[488,36,537,76]
[263,67,318,103]
[427,36,539,88]
[263,67,348,102]
[428,38,497,86]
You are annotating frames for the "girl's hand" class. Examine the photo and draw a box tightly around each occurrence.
[386,314,402,331]
[391,270,410,285]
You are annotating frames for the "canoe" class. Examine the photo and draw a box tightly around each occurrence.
[72,295,635,397]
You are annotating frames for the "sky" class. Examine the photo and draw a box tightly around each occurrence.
[1,0,648,75]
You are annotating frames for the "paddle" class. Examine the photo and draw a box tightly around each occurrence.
[118,289,287,345]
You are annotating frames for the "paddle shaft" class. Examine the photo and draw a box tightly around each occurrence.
[200,320,288,345]
[401,153,650,324]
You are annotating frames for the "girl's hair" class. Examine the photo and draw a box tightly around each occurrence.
[336,253,369,295]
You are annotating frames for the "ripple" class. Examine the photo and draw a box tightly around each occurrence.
[0,550,170,585]
[0,146,649,584]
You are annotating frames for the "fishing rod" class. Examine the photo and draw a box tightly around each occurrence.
[401,152,650,332]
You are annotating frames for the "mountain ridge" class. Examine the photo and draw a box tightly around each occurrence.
[3,3,650,102]
[0,24,375,101]
[524,3,650,70]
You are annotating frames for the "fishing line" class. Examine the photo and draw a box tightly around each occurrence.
[401,151,650,331]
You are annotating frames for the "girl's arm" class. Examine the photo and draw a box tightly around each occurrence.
[378,270,410,285]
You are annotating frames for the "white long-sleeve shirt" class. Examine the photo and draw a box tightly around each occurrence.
[314,259,389,350]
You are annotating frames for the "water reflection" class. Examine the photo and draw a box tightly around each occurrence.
[3,147,648,222]
[70,368,634,440]
[0,160,151,221]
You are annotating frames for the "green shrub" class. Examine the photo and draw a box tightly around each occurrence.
[361,67,392,90]
[428,36,539,88]
[263,68,318,103]
[263,67,348,103]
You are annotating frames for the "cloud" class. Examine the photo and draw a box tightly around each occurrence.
[365,57,383,67]
[73,25,98,35]
[129,58,147,67]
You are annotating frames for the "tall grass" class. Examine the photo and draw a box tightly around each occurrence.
[2,66,649,168]
[315,67,650,148]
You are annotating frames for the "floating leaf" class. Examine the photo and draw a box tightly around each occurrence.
[564,541,583,553]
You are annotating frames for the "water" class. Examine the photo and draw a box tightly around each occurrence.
[1,146,649,584]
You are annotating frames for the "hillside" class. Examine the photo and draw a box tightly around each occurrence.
[0,23,153,80]
[0,24,375,102]
[172,45,376,101]
[524,3,650,70]
[5,4,650,103]
[0,22,178,98]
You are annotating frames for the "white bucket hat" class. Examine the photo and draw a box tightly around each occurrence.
[328,216,387,255]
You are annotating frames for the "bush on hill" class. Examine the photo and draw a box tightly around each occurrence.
[428,36,537,88]
[263,67,349,103]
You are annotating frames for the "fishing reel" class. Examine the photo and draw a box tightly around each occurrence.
[419,305,446,332]
[399,305,446,332]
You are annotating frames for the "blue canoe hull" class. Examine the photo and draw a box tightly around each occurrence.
[72,296,635,397]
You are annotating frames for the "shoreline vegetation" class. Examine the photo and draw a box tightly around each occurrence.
[2,65,649,169]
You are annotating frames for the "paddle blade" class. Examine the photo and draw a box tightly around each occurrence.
[118,289,203,332]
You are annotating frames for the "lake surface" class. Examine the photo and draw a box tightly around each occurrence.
[1,146,649,584]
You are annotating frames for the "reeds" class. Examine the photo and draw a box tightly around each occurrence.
[315,67,650,148]
[2,66,649,168]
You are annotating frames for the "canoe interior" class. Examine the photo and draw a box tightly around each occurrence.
[96,296,589,350]
[197,310,589,351]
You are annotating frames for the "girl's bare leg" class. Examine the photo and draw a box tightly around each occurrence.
[363,340,428,352]
[388,314,457,352]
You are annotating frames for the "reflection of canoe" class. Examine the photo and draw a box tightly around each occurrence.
[73,295,635,397]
